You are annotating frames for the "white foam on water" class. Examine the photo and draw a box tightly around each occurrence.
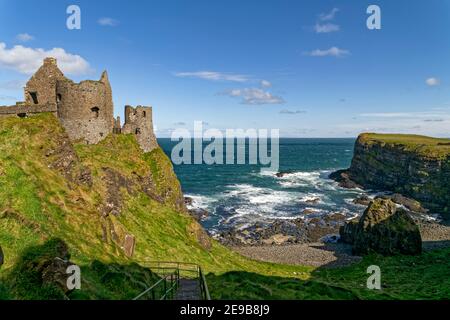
[184,194,215,210]
[225,184,298,205]
[219,184,305,225]
[299,193,323,203]
[186,168,372,232]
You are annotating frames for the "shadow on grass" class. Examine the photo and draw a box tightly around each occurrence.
[2,238,449,300]
[206,242,450,300]
[206,270,360,300]
[0,238,159,300]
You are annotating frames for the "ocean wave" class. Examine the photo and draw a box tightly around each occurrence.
[186,167,370,231]
[224,184,298,206]
[184,194,215,210]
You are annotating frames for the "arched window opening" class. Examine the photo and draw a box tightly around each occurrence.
[29,92,38,104]
[91,107,100,118]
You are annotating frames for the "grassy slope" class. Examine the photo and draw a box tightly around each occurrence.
[359,133,450,159]
[0,113,311,299]
[0,114,448,300]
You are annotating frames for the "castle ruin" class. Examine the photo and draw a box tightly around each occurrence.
[0,57,158,152]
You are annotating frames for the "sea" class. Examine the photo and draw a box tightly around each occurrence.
[158,138,368,235]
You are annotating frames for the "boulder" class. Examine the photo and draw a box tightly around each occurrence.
[340,199,422,255]
[38,239,75,295]
[329,169,362,189]
[184,197,194,206]
[42,257,75,294]
[339,218,359,244]
[276,172,290,178]
[375,193,427,213]
[188,208,209,221]
[188,221,212,251]
[353,195,371,206]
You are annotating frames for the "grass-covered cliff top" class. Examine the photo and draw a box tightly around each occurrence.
[358,133,450,159]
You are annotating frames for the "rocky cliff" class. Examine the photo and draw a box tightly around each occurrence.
[331,133,450,218]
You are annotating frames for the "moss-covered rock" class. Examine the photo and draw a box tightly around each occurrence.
[342,199,422,256]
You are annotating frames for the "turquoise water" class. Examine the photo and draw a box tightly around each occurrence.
[159,138,367,234]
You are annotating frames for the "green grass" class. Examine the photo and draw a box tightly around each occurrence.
[0,113,449,300]
[359,133,450,159]
[208,248,450,300]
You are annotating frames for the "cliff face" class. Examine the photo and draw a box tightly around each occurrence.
[344,133,450,217]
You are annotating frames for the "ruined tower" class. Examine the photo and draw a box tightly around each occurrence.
[122,105,158,153]
[56,71,114,144]
[24,57,67,107]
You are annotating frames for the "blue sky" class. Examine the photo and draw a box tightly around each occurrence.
[0,0,449,137]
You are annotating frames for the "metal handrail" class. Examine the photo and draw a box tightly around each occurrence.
[133,272,179,300]
[199,267,211,300]
[133,261,211,300]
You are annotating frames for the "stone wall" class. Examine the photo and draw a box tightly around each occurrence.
[122,105,158,152]
[56,73,114,144]
[0,103,57,118]
[24,57,66,107]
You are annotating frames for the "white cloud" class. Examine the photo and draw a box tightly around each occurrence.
[426,77,440,86]
[319,8,339,21]
[98,17,119,27]
[314,23,340,33]
[260,80,272,88]
[359,111,448,118]
[306,47,350,57]
[175,71,250,82]
[16,33,34,42]
[0,42,91,75]
[220,88,285,105]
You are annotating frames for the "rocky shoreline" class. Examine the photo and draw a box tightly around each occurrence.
[183,134,450,267]
[185,186,450,268]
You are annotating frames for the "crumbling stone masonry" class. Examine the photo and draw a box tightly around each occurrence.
[57,71,114,144]
[0,58,158,152]
[122,105,158,153]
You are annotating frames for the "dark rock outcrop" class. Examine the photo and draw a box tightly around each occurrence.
[188,208,209,221]
[329,169,362,189]
[42,257,75,295]
[218,213,346,246]
[339,218,359,244]
[340,199,422,255]
[0,245,3,267]
[375,193,427,214]
[188,221,212,251]
[353,195,372,206]
[331,133,450,218]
